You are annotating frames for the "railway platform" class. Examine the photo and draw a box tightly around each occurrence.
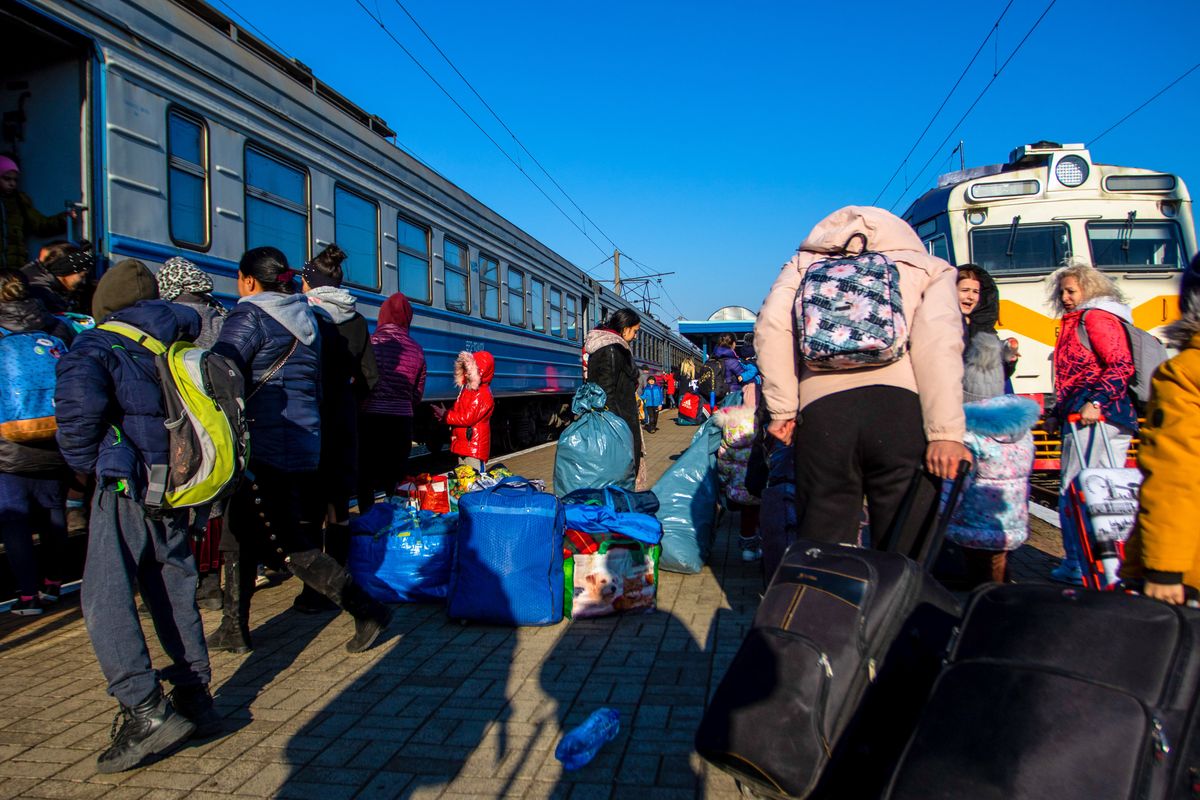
[0,411,1065,799]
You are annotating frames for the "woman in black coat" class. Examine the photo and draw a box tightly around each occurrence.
[583,308,642,479]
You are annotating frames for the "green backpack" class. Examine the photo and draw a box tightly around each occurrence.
[99,321,249,512]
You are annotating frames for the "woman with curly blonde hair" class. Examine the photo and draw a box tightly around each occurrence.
[1048,260,1136,584]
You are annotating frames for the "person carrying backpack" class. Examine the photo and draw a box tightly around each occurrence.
[207,247,392,656]
[1047,261,1137,584]
[54,260,220,773]
[713,333,745,396]
[0,269,74,615]
[755,206,970,548]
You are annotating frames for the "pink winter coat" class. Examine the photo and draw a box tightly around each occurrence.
[754,206,966,443]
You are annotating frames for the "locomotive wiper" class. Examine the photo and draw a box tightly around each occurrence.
[1005,215,1021,258]
[1121,210,1137,253]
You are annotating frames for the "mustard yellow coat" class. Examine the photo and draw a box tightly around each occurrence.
[1122,322,1200,588]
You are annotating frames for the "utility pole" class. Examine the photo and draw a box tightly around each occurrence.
[613,249,621,296]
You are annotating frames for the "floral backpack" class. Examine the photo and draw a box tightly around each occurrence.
[793,233,907,370]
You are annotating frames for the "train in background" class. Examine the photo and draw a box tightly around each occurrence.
[0,0,699,451]
[904,141,1196,398]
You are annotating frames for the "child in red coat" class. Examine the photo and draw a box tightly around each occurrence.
[434,350,495,470]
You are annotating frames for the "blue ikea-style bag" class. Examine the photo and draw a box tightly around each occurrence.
[449,476,565,626]
[654,421,721,574]
[563,503,663,546]
[554,383,635,497]
[348,506,457,603]
[0,326,67,442]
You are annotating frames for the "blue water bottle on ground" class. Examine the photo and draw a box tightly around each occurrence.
[555,707,621,770]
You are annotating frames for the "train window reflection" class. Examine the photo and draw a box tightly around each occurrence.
[397,216,431,304]
[969,223,1070,274]
[565,294,578,341]
[531,279,545,332]
[245,146,308,269]
[444,238,470,314]
[549,287,563,337]
[1087,222,1184,270]
[480,254,500,320]
[334,186,379,289]
[167,110,208,249]
[507,267,525,326]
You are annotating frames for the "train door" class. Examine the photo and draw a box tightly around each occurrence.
[0,4,94,267]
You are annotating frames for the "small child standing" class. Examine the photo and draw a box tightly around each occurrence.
[641,376,664,433]
[434,350,495,471]
[713,383,764,562]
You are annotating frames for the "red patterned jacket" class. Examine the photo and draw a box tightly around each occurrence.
[1053,301,1137,432]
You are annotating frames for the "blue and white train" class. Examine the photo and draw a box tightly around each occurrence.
[1,0,698,449]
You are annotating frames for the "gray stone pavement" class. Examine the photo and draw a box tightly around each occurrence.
[0,411,1066,799]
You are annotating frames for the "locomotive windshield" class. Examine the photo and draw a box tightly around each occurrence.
[1087,221,1186,270]
[969,222,1071,274]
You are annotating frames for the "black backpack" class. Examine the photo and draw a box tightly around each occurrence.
[702,357,728,401]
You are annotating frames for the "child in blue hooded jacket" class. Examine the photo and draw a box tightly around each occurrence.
[641,376,665,433]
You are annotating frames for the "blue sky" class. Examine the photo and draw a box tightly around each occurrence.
[227,0,1200,323]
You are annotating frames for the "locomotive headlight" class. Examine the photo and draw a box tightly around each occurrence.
[1055,155,1089,188]
[1160,201,1178,218]
[968,210,988,225]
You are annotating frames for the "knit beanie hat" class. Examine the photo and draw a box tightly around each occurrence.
[157,256,213,301]
[92,259,159,321]
[46,250,94,277]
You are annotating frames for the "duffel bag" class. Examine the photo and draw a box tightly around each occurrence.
[348,506,457,603]
[448,476,565,626]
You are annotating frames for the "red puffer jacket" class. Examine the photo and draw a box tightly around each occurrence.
[447,350,495,461]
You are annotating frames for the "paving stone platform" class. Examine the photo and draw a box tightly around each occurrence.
[0,411,1065,799]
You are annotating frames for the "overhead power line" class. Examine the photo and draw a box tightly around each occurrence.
[872,0,1016,207]
[352,0,613,258]
[888,0,1058,213]
[1087,61,1200,148]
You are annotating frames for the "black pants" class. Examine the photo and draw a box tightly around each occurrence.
[357,413,413,513]
[220,463,323,566]
[644,407,660,430]
[793,386,940,551]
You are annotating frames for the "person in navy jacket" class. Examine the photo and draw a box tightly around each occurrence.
[207,247,392,656]
[54,259,219,773]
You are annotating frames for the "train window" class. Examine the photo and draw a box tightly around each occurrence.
[969,223,1070,274]
[531,279,546,332]
[167,110,209,249]
[334,185,379,289]
[565,295,578,341]
[507,267,526,326]
[923,235,948,261]
[245,145,309,269]
[1087,221,1185,270]
[396,215,431,304]
[479,254,500,321]
[443,238,470,314]
[549,287,563,337]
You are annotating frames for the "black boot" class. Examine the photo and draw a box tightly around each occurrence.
[205,560,252,654]
[96,685,195,773]
[168,684,224,739]
[287,549,393,654]
[196,571,223,611]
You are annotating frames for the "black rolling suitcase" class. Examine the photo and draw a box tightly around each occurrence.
[884,584,1200,800]
[695,463,969,800]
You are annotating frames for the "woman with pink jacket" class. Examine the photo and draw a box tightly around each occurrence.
[754,206,971,548]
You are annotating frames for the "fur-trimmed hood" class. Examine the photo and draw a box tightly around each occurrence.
[963,393,1041,441]
[454,350,494,390]
[1164,302,1200,350]
[584,327,628,355]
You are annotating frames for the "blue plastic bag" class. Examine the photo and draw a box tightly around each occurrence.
[554,383,635,497]
[348,505,457,603]
[563,504,663,546]
[654,421,721,574]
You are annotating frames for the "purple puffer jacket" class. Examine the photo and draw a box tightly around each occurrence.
[362,322,426,417]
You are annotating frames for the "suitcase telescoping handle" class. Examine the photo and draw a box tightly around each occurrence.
[880,459,972,570]
[1066,414,1121,469]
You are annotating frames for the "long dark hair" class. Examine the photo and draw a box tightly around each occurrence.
[602,307,640,333]
[239,246,296,294]
[304,244,346,288]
